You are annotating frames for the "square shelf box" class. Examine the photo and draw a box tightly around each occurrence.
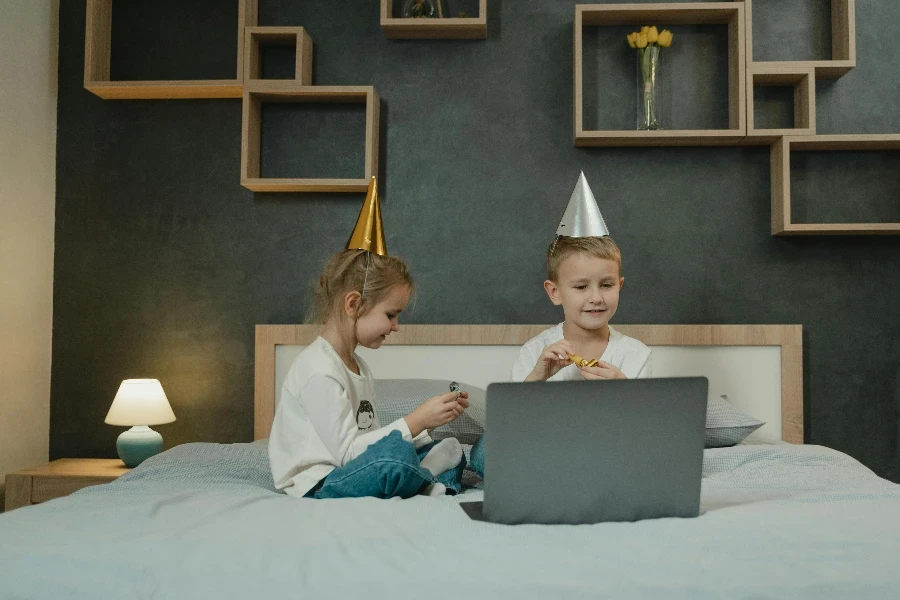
[244,27,313,84]
[771,135,900,236]
[240,83,380,193]
[745,65,816,144]
[741,0,856,80]
[380,0,487,39]
[574,3,747,147]
[84,0,258,100]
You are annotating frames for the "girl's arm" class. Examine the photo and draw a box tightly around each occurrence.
[299,374,417,466]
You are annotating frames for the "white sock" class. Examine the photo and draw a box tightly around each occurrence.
[423,482,447,497]
[420,438,462,477]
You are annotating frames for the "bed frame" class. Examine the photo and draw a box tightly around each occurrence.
[254,324,803,444]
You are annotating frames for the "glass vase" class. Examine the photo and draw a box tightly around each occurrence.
[636,45,661,130]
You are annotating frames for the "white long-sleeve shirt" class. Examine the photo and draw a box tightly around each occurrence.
[510,324,652,382]
[269,336,431,497]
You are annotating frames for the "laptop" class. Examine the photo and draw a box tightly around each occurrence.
[460,377,708,525]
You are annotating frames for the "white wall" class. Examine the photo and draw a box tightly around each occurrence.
[0,0,58,509]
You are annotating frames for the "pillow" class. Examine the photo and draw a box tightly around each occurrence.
[373,379,486,445]
[373,381,760,449]
[115,441,278,492]
[705,395,764,448]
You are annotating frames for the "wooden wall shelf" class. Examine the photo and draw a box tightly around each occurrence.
[380,0,487,39]
[740,0,856,80]
[745,64,816,144]
[245,27,313,84]
[84,0,258,100]
[83,81,244,100]
[240,84,380,193]
[771,135,900,235]
[574,3,746,147]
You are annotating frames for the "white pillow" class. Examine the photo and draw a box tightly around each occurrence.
[705,395,765,448]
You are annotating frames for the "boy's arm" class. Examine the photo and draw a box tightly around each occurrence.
[510,345,538,381]
[635,351,652,379]
[517,340,577,381]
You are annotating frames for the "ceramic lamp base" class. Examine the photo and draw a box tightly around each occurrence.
[116,426,163,468]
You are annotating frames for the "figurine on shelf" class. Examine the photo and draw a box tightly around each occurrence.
[403,0,446,18]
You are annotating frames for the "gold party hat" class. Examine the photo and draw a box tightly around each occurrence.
[346,177,387,256]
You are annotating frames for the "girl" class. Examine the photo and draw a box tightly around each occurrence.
[269,249,469,499]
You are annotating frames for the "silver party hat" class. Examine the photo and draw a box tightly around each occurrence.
[555,171,609,237]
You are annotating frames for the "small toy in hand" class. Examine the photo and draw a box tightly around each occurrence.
[568,354,600,368]
[449,381,460,393]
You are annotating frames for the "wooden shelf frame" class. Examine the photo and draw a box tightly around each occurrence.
[244,27,314,84]
[574,3,747,147]
[240,83,380,193]
[740,0,856,80]
[770,135,900,235]
[84,0,258,99]
[745,64,816,144]
[380,0,487,39]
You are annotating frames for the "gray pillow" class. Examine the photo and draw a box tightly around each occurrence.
[373,379,486,445]
[705,395,765,448]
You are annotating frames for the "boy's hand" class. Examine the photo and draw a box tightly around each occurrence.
[579,361,627,380]
[405,392,467,437]
[526,340,576,381]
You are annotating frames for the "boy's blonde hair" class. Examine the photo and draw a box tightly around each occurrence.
[546,236,622,281]
[308,249,414,324]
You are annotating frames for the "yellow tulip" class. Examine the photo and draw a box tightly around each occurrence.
[647,26,659,43]
[640,26,650,36]
[657,29,674,48]
[635,32,648,48]
[627,32,636,48]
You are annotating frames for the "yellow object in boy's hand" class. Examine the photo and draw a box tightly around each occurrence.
[568,354,600,368]
[580,361,628,380]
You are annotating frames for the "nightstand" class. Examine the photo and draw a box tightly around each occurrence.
[4,459,130,512]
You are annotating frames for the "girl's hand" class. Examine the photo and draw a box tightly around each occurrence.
[454,391,470,415]
[579,361,627,380]
[405,392,466,437]
[526,340,576,381]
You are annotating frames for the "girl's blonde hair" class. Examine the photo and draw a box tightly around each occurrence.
[307,249,414,324]
[547,236,622,281]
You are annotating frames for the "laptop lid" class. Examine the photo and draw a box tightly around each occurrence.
[482,377,708,525]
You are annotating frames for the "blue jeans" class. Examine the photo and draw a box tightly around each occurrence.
[470,433,486,477]
[305,430,466,499]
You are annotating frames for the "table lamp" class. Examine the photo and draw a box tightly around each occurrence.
[104,379,176,467]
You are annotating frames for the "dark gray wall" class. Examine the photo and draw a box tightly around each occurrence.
[52,0,900,481]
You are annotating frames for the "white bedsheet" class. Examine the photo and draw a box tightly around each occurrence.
[0,441,898,599]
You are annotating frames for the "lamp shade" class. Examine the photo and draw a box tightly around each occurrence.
[104,379,176,426]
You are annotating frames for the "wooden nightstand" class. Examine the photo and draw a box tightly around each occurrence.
[4,459,130,512]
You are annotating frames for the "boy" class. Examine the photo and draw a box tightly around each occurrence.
[468,173,650,477]
[511,172,651,382]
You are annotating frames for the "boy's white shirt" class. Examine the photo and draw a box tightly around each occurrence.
[269,336,432,498]
[510,324,652,381]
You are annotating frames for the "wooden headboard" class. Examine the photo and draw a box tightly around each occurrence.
[254,324,803,443]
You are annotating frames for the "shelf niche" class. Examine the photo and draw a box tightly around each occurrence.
[84,0,258,100]
[574,3,747,147]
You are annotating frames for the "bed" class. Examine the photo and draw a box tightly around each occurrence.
[1,324,899,599]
